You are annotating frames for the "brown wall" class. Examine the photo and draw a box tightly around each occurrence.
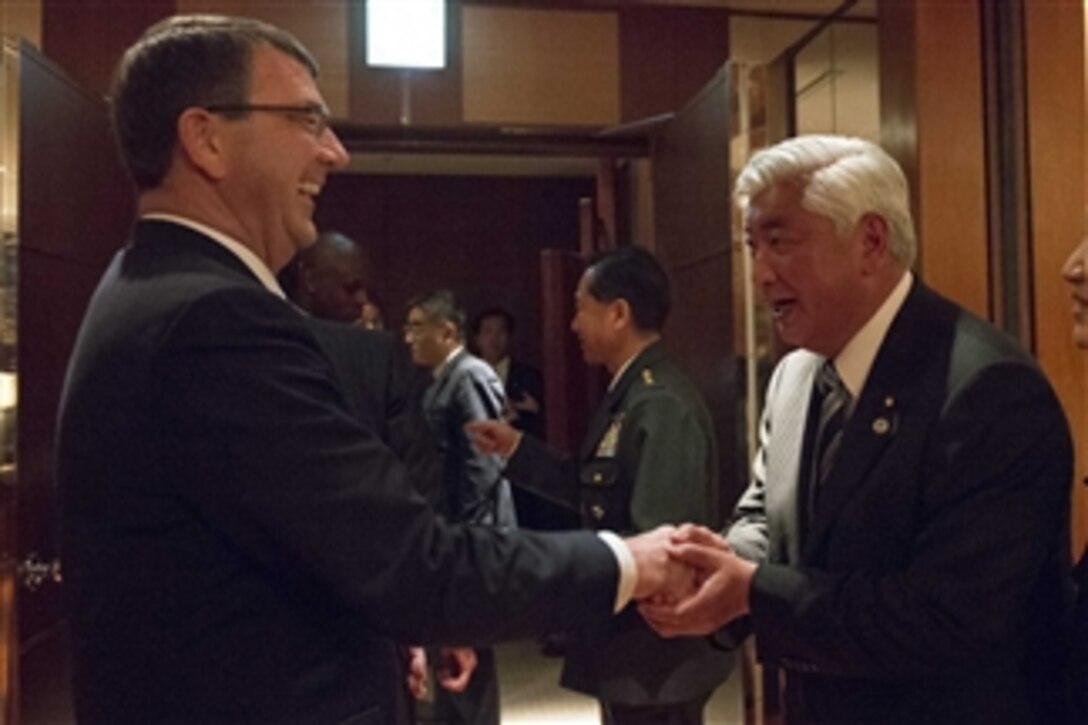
[314,173,591,367]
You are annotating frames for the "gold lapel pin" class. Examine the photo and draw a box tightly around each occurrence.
[872,417,891,435]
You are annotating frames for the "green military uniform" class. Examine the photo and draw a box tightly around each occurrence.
[505,341,733,711]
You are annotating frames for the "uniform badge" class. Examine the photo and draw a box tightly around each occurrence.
[596,415,624,457]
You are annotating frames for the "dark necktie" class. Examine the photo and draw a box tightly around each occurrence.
[810,360,852,494]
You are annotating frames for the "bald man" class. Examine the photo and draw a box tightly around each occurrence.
[279,229,371,322]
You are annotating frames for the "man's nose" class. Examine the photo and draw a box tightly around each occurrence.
[750,249,777,287]
[321,128,350,168]
[1062,243,1086,282]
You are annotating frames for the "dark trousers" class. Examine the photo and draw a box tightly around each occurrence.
[424,647,499,725]
[599,692,711,725]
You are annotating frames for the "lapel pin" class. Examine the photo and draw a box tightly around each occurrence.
[884,396,895,408]
[872,417,891,435]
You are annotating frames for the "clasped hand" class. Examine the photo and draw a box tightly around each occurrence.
[629,524,756,638]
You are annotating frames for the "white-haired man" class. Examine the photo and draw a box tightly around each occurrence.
[642,135,1073,723]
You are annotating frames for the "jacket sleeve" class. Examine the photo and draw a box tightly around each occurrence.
[451,365,509,524]
[504,433,581,512]
[155,288,619,644]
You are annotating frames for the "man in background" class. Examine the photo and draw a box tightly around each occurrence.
[278,229,370,323]
[56,15,689,724]
[405,289,515,724]
[472,306,545,438]
[469,247,731,725]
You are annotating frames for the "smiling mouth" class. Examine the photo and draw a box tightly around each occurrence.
[299,181,321,197]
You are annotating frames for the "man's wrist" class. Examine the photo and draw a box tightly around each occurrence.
[596,530,636,613]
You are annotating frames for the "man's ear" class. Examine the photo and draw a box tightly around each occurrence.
[858,213,891,273]
[176,107,229,180]
[611,298,632,331]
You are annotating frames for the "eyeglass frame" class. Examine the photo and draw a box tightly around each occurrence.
[203,103,332,138]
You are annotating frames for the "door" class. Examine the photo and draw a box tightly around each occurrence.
[650,64,742,525]
[0,38,132,724]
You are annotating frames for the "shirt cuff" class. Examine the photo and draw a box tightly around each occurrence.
[596,530,637,613]
[504,430,523,460]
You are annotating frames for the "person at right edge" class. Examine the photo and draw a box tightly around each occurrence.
[468,246,733,725]
[640,134,1074,724]
[1061,231,1088,723]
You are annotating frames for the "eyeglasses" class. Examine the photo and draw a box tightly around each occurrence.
[204,103,331,138]
[402,321,434,336]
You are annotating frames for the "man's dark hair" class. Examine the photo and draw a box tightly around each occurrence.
[471,306,515,337]
[409,289,466,340]
[111,14,318,190]
[585,246,671,332]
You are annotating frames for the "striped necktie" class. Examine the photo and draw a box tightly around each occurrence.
[811,360,852,493]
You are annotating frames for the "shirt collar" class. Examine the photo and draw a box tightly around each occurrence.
[492,356,510,383]
[609,349,642,391]
[434,345,465,378]
[832,270,913,399]
[141,213,286,299]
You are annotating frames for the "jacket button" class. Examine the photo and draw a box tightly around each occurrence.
[590,504,605,520]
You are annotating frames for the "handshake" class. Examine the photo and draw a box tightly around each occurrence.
[625,524,757,638]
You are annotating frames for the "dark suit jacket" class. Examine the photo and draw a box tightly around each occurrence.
[423,349,516,527]
[728,281,1073,724]
[504,358,545,438]
[56,221,618,724]
[307,320,442,509]
[506,341,733,705]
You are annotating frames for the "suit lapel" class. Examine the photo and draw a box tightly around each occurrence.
[424,350,463,412]
[802,282,945,561]
[766,351,822,565]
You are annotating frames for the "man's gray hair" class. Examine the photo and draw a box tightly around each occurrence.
[735,135,917,267]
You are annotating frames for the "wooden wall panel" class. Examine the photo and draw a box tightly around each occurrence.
[1,0,42,49]
[42,0,174,98]
[620,7,729,123]
[1024,0,1087,555]
[462,6,618,125]
[180,0,350,118]
[878,0,989,319]
[314,173,590,366]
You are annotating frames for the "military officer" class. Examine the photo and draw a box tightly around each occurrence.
[468,246,732,725]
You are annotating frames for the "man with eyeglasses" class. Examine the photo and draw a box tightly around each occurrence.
[404,289,516,725]
[56,15,692,724]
